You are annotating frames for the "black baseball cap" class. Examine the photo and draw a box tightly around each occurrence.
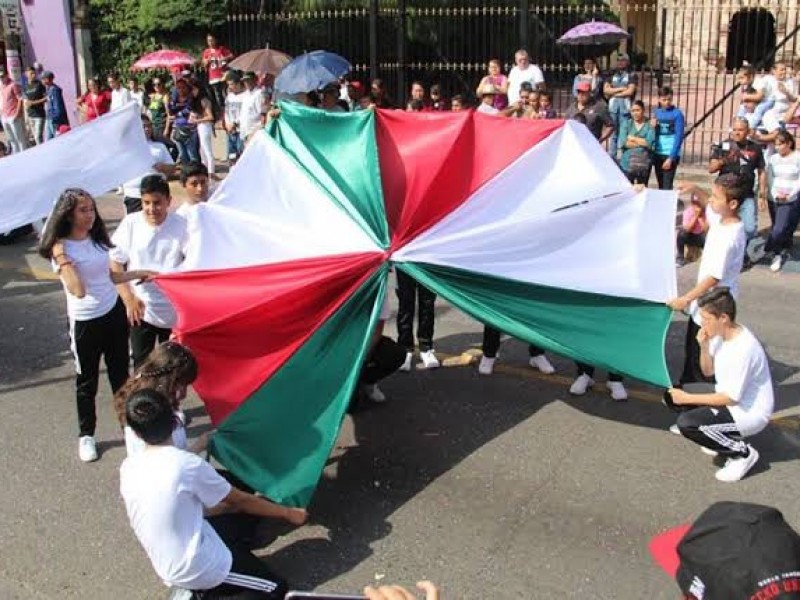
[650,502,800,599]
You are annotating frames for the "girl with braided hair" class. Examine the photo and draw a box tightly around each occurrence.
[114,341,205,456]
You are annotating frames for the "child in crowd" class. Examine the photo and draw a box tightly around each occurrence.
[224,71,246,164]
[669,173,748,386]
[120,388,307,598]
[735,65,774,126]
[38,189,154,462]
[476,85,500,115]
[450,94,465,112]
[666,288,774,483]
[176,162,211,217]
[676,195,707,266]
[430,84,448,111]
[538,90,557,119]
[110,175,189,368]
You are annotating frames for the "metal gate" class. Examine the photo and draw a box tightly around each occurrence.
[226,1,800,164]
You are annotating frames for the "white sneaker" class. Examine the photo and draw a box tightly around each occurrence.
[362,384,386,403]
[715,446,759,482]
[700,446,719,457]
[770,252,786,272]
[569,373,594,396]
[606,381,628,401]
[78,436,98,462]
[669,424,682,436]
[529,354,555,374]
[419,349,440,369]
[399,352,413,372]
[478,356,496,375]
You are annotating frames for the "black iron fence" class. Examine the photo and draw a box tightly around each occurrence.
[226,1,800,164]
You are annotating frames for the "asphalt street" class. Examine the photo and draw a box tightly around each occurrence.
[1,187,799,600]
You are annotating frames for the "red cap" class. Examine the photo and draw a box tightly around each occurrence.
[576,81,592,92]
[349,81,363,90]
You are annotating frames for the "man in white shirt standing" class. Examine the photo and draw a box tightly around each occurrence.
[111,175,189,367]
[507,49,545,105]
[120,388,306,597]
[108,73,133,112]
[239,71,264,142]
[666,288,774,483]
[121,115,175,214]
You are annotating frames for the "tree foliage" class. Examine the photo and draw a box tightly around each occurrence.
[88,0,225,80]
[137,0,227,35]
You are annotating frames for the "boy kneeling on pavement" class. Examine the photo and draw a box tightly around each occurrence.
[666,288,774,483]
[120,388,307,598]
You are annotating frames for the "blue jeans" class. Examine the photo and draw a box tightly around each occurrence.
[608,101,629,158]
[45,119,57,141]
[740,196,757,240]
[765,200,800,254]
[173,129,200,164]
[227,130,244,160]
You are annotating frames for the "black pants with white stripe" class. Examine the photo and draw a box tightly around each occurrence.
[73,299,130,437]
[676,405,748,458]
[199,515,288,599]
[396,270,436,352]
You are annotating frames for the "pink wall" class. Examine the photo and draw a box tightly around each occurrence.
[20,0,78,125]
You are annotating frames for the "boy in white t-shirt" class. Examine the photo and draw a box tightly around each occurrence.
[110,175,189,367]
[669,174,748,385]
[666,288,774,482]
[120,388,306,596]
[175,162,211,218]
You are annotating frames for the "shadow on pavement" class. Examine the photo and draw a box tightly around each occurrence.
[264,358,550,590]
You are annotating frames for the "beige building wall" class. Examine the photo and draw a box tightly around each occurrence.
[612,1,800,73]
[656,0,800,73]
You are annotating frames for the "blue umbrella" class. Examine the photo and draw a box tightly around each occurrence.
[274,50,352,95]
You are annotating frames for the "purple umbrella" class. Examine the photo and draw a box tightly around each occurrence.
[557,21,630,45]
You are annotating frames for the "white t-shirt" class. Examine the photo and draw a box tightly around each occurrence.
[125,412,188,457]
[109,212,189,328]
[767,150,800,202]
[111,87,133,112]
[130,90,145,111]
[710,327,774,436]
[507,64,545,104]
[122,141,174,199]
[120,446,232,590]
[52,238,118,321]
[225,91,246,126]
[476,103,500,115]
[239,88,263,138]
[753,75,775,101]
[690,220,745,324]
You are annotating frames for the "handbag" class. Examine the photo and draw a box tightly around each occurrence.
[172,125,193,144]
[627,146,653,174]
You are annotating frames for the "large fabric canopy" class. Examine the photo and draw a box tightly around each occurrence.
[157,103,677,507]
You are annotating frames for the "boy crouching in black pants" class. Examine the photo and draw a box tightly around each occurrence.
[120,389,307,598]
[665,288,774,483]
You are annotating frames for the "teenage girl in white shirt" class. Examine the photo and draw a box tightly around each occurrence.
[38,189,154,463]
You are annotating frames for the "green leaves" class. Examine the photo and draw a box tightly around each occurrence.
[136,0,227,34]
[87,0,225,78]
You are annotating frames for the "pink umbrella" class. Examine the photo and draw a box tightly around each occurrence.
[557,21,629,45]
[131,49,196,71]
